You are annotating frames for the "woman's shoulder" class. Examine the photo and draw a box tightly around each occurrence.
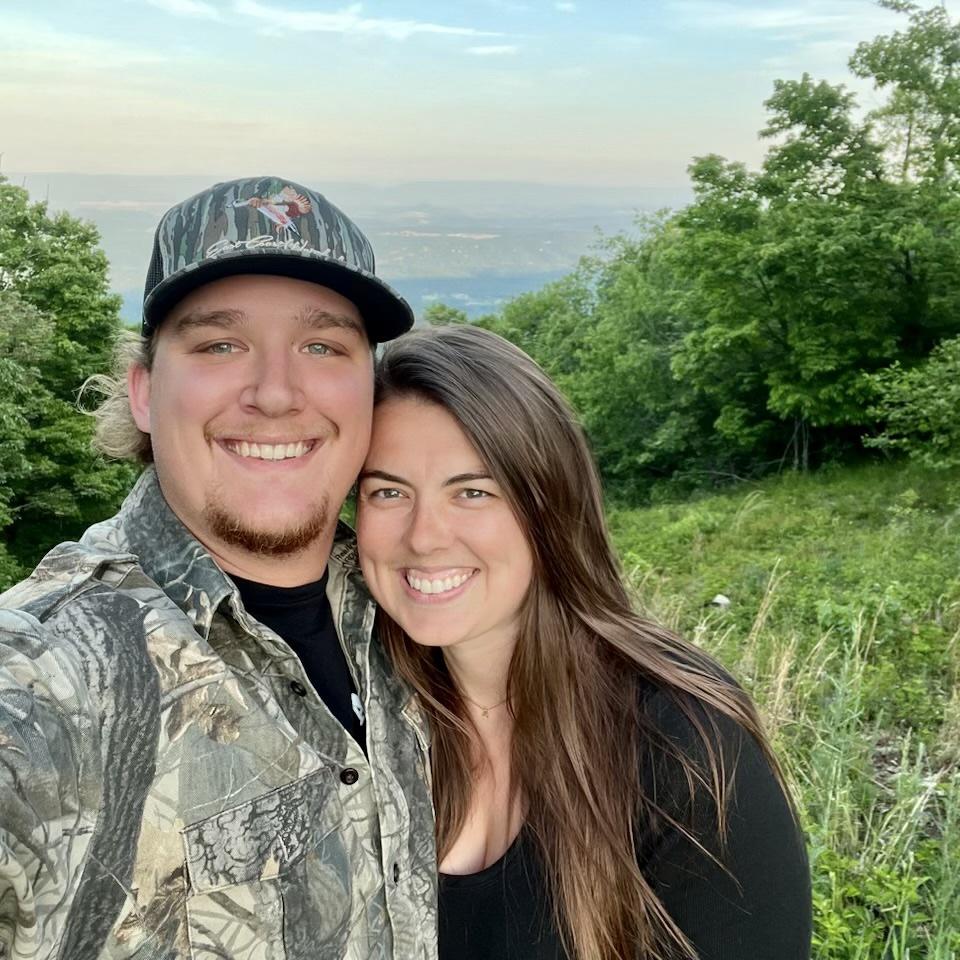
[635,662,756,770]
[633,667,812,959]
[633,662,798,863]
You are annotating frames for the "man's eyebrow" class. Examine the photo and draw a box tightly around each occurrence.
[299,308,366,338]
[168,308,366,338]
[170,309,245,336]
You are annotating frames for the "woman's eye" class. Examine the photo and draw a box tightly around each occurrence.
[369,487,404,500]
[204,342,235,355]
[458,488,491,500]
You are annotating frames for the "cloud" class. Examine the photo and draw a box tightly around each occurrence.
[667,0,914,81]
[146,0,221,19]
[233,0,501,40]
[466,44,520,55]
[555,2,576,11]
[678,4,844,31]
[668,1,901,38]
[2,16,169,70]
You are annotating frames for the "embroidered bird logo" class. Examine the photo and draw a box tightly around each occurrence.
[230,185,313,239]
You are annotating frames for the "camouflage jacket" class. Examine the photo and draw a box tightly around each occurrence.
[0,468,437,960]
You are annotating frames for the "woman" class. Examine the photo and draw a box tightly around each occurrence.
[356,325,811,960]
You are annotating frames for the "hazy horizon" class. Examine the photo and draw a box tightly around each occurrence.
[7,172,685,322]
[7,0,957,319]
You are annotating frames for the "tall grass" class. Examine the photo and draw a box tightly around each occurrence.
[615,462,960,958]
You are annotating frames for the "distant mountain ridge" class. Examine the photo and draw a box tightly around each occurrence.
[13,172,692,323]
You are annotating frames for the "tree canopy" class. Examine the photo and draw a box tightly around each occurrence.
[0,177,135,585]
[466,1,960,498]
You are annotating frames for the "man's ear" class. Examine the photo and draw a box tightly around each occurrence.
[128,362,152,433]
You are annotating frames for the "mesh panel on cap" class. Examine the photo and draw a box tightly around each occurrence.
[144,230,165,304]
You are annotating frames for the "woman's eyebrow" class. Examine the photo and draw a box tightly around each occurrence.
[358,469,408,484]
[443,472,492,487]
[358,469,492,487]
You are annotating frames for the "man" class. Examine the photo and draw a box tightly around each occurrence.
[0,177,437,960]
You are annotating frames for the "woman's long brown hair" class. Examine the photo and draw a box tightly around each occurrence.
[373,325,787,960]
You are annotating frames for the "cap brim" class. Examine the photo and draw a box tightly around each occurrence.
[142,249,414,342]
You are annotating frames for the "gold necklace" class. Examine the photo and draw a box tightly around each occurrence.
[462,694,509,719]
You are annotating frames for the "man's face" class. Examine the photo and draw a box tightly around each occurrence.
[129,274,374,570]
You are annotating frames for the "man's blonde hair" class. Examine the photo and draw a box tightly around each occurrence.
[82,330,155,464]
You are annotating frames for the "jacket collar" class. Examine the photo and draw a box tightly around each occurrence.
[86,466,360,640]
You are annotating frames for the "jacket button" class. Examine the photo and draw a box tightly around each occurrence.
[340,767,359,785]
[393,862,400,883]
[290,680,307,697]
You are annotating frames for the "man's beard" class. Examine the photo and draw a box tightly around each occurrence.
[204,493,330,557]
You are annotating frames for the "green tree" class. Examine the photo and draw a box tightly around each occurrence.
[476,1,960,494]
[850,0,960,184]
[667,3,960,471]
[423,303,470,326]
[0,177,136,585]
[865,334,960,467]
[0,291,53,584]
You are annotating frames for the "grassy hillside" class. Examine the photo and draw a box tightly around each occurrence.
[609,462,960,958]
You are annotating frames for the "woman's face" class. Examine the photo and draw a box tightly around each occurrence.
[357,396,534,657]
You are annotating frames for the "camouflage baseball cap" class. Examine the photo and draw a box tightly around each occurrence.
[142,176,414,341]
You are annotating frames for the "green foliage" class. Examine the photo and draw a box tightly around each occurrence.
[423,303,470,326]
[474,221,732,498]
[612,460,960,958]
[850,1,960,183]
[0,178,122,398]
[0,178,136,587]
[610,461,960,727]
[430,2,960,497]
[866,335,960,467]
[669,35,960,465]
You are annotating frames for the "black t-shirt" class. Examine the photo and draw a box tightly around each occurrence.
[439,683,812,959]
[232,573,366,751]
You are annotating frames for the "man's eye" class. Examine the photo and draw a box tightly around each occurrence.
[205,342,235,354]
[304,343,334,356]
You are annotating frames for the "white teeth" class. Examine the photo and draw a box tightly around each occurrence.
[405,571,473,596]
[226,440,312,461]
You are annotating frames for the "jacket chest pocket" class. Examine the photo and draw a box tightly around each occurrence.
[182,767,351,960]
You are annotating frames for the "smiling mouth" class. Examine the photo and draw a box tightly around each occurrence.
[404,569,477,596]
[221,439,316,462]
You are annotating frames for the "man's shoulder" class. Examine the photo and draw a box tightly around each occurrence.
[0,533,195,662]
[0,536,136,616]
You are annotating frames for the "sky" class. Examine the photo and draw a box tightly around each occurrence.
[3,0,953,188]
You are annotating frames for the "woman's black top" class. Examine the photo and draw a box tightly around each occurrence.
[438,682,812,959]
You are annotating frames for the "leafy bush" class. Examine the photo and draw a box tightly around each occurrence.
[866,336,960,468]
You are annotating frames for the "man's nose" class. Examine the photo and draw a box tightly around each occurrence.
[241,348,305,417]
